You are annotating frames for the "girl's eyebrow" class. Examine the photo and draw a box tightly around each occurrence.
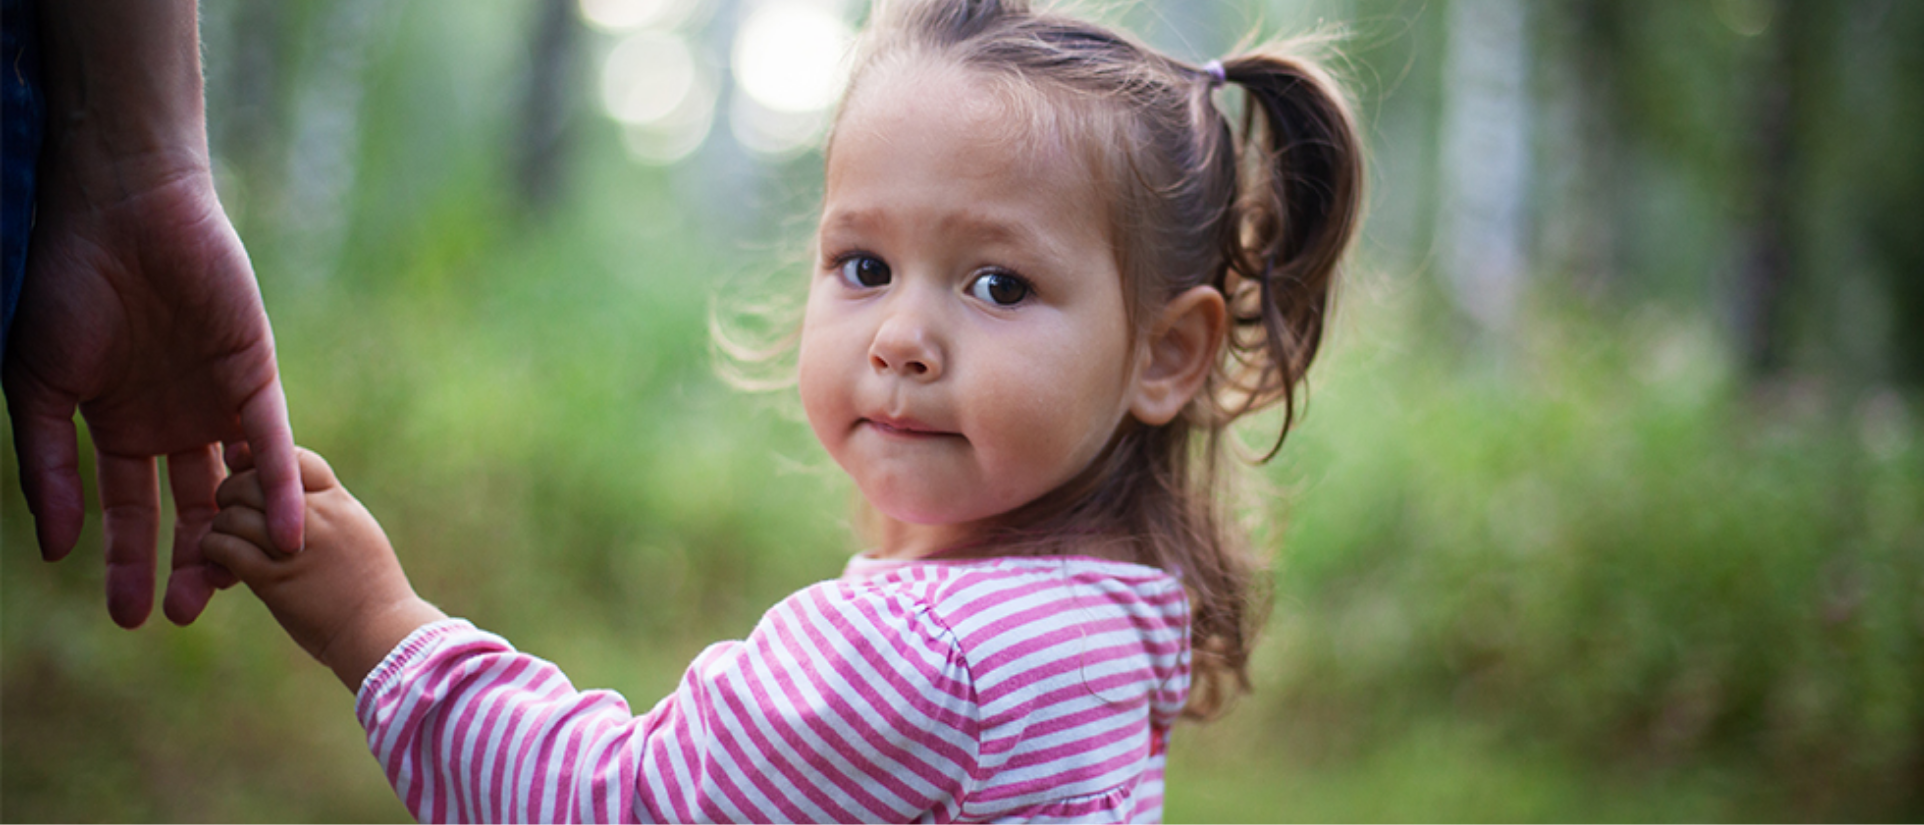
[817,208,883,236]
[821,206,1045,249]
[938,211,1039,247]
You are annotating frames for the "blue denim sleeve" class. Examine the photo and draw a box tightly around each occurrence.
[2,0,44,362]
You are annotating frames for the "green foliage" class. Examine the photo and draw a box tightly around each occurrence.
[1165,295,1924,821]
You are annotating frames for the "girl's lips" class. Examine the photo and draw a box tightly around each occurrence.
[863,415,954,438]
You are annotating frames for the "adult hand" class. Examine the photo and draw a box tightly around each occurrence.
[3,0,305,629]
[4,157,304,628]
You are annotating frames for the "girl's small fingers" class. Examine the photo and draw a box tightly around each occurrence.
[208,564,240,590]
[210,504,278,558]
[295,448,339,491]
[224,440,255,473]
[215,469,266,510]
[200,531,277,586]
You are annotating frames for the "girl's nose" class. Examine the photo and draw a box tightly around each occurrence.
[868,309,944,381]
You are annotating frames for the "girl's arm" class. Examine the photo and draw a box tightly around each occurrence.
[202,447,446,690]
[355,582,981,823]
[205,454,980,821]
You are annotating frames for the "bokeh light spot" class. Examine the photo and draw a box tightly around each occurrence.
[600,31,716,164]
[601,31,698,126]
[732,1,854,114]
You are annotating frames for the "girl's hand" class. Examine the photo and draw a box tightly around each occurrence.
[202,447,446,691]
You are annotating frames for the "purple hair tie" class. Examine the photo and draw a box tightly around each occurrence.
[1202,60,1227,88]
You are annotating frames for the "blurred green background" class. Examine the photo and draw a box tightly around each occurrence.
[4,0,1922,820]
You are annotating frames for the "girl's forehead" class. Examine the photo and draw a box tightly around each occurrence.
[820,56,1121,249]
[833,57,1088,173]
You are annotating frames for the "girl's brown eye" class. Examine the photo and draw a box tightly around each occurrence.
[969,272,1031,306]
[838,255,891,288]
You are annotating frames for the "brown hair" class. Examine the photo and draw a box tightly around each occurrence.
[826,0,1364,719]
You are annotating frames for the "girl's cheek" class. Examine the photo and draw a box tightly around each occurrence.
[796,346,848,450]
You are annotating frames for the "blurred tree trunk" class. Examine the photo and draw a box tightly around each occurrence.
[1537,0,1625,298]
[281,0,382,282]
[1732,0,1808,379]
[1436,0,1532,340]
[1860,1,1924,387]
[514,0,583,219]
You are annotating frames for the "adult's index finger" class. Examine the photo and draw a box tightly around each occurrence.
[241,376,305,555]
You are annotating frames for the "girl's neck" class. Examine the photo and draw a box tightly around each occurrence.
[866,519,983,561]
[866,515,1139,565]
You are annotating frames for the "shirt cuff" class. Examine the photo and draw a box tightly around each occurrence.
[353,618,474,718]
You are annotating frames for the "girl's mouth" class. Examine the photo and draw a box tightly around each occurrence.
[862,415,953,439]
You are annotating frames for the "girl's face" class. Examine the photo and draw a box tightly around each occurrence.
[799,62,1141,557]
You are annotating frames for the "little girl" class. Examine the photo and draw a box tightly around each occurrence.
[204,0,1362,821]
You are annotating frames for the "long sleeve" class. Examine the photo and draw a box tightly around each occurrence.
[356,581,981,823]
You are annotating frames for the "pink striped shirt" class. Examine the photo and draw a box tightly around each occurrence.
[355,554,1191,823]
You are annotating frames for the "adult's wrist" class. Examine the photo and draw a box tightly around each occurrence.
[36,0,209,166]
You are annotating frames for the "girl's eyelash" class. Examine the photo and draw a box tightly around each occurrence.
[975,265,1029,283]
[967,267,1039,306]
[822,249,870,271]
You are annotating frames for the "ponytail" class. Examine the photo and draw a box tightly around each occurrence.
[1214,51,1365,458]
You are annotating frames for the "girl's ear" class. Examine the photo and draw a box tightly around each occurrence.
[1129,285,1227,426]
